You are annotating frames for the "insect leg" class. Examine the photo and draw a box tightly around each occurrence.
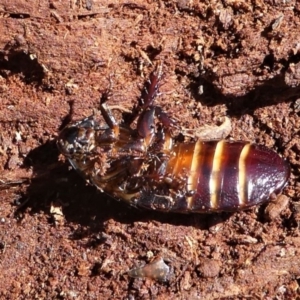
[154,106,177,129]
[124,64,163,126]
[98,88,120,139]
[136,107,176,151]
[59,100,75,131]
[137,107,156,147]
[140,64,163,109]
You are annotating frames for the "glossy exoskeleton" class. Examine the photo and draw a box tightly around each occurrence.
[57,67,290,213]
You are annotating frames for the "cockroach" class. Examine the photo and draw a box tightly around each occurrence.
[57,66,290,213]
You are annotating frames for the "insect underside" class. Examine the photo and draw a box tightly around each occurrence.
[57,67,290,213]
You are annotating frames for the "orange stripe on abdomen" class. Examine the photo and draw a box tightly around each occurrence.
[191,141,218,211]
[192,141,248,212]
[218,142,247,211]
[209,140,225,209]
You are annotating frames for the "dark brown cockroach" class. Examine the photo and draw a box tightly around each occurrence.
[57,67,290,213]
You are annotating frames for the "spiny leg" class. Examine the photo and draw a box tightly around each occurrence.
[154,106,177,129]
[124,64,163,126]
[99,85,118,129]
[131,64,178,147]
[59,100,75,131]
[136,105,177,149]
[97,84,120,143]
[140,64,163,110]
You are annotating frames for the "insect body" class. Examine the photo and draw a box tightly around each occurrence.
[57,67,290,213]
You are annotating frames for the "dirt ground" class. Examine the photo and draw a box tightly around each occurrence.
[0,1,300,299]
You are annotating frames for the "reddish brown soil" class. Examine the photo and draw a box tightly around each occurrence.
[1,1,300,299]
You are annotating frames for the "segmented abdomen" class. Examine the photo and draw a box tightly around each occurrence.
[139,141,289,213]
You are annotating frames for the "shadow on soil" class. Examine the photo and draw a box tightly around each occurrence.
[188,70,300,117]
[0,50,45,84]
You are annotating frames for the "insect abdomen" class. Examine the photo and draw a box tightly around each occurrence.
[139,140,290,213]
